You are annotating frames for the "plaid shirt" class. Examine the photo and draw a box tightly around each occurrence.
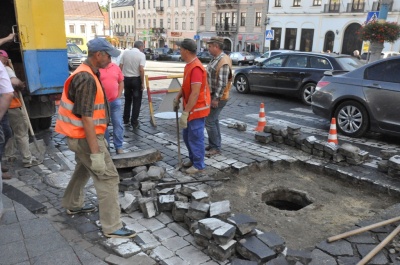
[207,53,230,100]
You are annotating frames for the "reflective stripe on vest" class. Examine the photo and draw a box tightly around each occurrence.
[55,64,107,138]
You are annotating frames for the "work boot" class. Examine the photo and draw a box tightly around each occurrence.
[2,172,12,180]
[1,165,9,172]
[116,149,125,155]
[205,149,221,157]
[66,204,97,215]
[185,166,203,174]
[104,227,136,238]
[182,160,193,168]
[23,158,42,168]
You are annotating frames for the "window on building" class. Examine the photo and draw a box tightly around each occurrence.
[182,17,186,30]
[153,0,156,8]
[148,0,150,8]
[143,19,146,27]
[300,28,314,52]
[124,11,126,18]
[138,2,140,9]
[113,12,115,19]
[313,0,321,5]
[160,19,164,28]
[153,19,156,27]
[167,18,171,29]
[284,28,297,50]
[190,0,194,6]
[200,13,205,25]
[138,20,141,27]
[293,0,301,7]
[120,11,122,18]
[240,12,246,26]
[168,0,171,7]
[175,0,178,7]
[160,0,163,7]
[232,12,237,25]
[352,0,365,11]
[91,25,96,34]
[69,25,75,34]
[271,27,282,50]
[190,17,194,30]
[182,0,185,5]
[175,18,179,30]
[212,13,216,26]
[275,0,281,7]
[143,0,145,8]
[148,19,151,28]
[255,12,261,27]
[80,25,85,33]
[131,10,134,17]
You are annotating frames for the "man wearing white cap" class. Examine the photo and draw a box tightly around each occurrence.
[55,38,135,238]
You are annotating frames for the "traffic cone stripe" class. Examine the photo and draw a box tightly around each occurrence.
[254,103,267,132]
[327,117,338,144]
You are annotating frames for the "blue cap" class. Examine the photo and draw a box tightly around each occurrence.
[87,38,121,57]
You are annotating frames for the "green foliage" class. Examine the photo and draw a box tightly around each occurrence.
[358,21,400,43]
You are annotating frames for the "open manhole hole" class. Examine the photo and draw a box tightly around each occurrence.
[262,187,313,211]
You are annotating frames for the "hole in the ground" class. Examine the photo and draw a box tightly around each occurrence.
[262,188,313,211]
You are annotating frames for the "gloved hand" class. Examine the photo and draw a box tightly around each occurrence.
[179,111,189,129]
[173,98,180,111]
[90,152,106,176]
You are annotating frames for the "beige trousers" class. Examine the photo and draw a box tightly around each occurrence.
[4,107,31,163]
[62,135,122,234]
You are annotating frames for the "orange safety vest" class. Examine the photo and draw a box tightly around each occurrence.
[55,64,107,138]
[215,54,233,101]
[9,96,22,109]
[182,58,211,121]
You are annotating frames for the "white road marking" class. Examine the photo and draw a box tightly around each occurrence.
[290,107,314,114]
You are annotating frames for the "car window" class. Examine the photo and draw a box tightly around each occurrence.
[285,55,307,68]
[366,60,400,83]
[270,51,281,57]
[310,56,332,70]
[262,52,270,58]
[335,57,364,71]
[263,55,287,68]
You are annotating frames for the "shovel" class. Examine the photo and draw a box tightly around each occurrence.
[18,91,46,162]
[175,107,182,171]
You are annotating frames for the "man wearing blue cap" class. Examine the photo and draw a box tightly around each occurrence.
[55,38,135,238]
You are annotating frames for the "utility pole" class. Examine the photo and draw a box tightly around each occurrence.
[262,0,270,53]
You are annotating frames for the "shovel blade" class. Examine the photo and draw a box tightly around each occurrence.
[29,139,46,162]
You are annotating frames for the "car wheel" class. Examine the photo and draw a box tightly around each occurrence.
[238,61,243,66]
[234,75,250,94]
[301,83,316,106]
[334,100,369,138]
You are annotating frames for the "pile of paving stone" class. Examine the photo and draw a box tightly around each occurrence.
[114,162,322,264]
[255,125,370,165]
[377,150,400,178]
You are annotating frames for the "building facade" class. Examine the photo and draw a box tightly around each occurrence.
[111,0,136,48]
[64,1,105,43]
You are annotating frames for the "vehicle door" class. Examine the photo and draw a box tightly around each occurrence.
[230,53,239,64]
[273,55,309,92]
[250,54,289,91]
[362,58,400,132]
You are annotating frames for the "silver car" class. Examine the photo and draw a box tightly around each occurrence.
[312,56,400,137]
[229,52,255,66]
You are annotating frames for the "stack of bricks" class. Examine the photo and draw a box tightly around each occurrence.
[337,143,369,165]
[387,155,400,178]
[377,150,399,174]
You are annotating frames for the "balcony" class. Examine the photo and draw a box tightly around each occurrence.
[324,3,340,13]
[371,0,393,11]
[215,0,238,9]
[151,27,165,36]
[346,2,364,12]
[215,23,237,36]
[156,6,164,13]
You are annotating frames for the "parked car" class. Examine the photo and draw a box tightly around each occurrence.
[360,51,400,63]
[153,48,173,60]
[311,57,400,138]
[250,51,261,58]
[197,51,213,63]
[67,43,87,71]
[230,52,255,66]
[170,50,182,61]
[233,52,363,105]
[143,48,153,59]
[254,49,294,63]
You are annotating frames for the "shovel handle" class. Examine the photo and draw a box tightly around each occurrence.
[175,108,182,166]
[18,91,35,137]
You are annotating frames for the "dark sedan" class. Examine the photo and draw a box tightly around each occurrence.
[233,52,363,105]
[197,51,213,63]
[312,57,400,138]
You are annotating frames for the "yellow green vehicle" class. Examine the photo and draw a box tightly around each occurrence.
[0,0,69,130]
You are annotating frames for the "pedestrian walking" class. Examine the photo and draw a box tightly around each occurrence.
[0,50,42,168]
[205,37,233,157]
[119,41,146,129]
[99,55,125,154]
[173,39,211,174]
[0,56,14,219]
[55,38,135,238]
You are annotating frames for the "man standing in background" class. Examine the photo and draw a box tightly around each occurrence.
[120,41,146,129]
[205,37,233,157]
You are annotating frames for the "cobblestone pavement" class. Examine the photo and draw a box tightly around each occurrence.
[2,64,400,264]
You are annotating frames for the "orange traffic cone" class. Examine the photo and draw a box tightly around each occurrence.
[254,103,266,132]
[328,117,338,144]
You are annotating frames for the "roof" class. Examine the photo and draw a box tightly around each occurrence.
[64,1,104,18]
[112,0,135,8]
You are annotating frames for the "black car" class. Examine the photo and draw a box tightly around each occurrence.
[233,52,363,105]
[312,57,400,137]
[197,51,213,63]
[153,48,173,60]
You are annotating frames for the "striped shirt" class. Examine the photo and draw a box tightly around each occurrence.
[206,53,230,100]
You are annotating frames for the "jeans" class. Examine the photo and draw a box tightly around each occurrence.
[0,113,12,160]
[105,98,124,150]
[123,77,143,126]
[183,118,206,170]
[205,99,227,151]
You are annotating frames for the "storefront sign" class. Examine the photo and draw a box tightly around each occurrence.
[171,32,182,37]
